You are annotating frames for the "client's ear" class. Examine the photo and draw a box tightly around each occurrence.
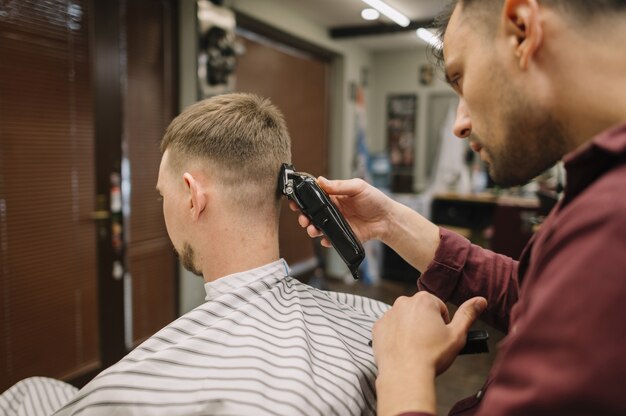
[183,172,208,221]
[502,0,543,70]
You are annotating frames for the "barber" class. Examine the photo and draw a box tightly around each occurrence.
[292,0,626,414]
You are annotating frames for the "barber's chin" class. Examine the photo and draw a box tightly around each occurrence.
[490,169,531,188]
[470,144,488,164]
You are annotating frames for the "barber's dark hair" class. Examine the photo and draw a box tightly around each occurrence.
[429,0,626,69]
[428,1,457,71]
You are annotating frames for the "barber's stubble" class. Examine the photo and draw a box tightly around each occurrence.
[472,59,568,187]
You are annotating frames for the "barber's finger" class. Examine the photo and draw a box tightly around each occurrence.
[317,176,365,196]
[434,295,451,324]
[298,214,311,228]
[412,292,450,323]
[288,201,300,212]
[449,297,487,336]
[320,237,332,248]
[306,224,323,238]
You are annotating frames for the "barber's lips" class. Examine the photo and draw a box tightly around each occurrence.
[470,142,482,153]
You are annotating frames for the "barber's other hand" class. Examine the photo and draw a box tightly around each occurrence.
[373,292,488,377]
[288,177,393,247]
[372,293,486,416]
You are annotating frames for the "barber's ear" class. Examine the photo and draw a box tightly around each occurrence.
[183,172,207,221]
[503,0,543,70]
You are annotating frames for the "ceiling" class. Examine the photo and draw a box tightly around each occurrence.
[281,0,447,51]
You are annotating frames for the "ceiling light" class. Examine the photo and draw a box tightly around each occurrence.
[361,8,380,21]
[361,0,410,27]
[416,28,442,49]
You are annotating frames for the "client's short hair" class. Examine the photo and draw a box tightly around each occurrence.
[161,93,292,212]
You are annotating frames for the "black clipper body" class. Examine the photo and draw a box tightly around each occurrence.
[279,164,364,279]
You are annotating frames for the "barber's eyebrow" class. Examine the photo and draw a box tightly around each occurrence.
[443,59,454,84]
[444,70,458,92]
[443,61,461,93]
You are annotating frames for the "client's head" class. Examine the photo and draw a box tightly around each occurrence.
[157,93,292,278]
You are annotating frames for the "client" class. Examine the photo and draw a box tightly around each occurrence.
[51,93,388,415]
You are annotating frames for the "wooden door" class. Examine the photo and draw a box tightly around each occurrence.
[234,32,330,265]
[0,0,177,391]
[93,0,178,363]
[124,0,178,347]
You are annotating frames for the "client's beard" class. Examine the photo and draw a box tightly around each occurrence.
[179,242,202,277]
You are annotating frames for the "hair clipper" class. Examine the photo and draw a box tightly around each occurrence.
[279,164,364,279]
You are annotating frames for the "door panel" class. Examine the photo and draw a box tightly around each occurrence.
[125,0,177,346]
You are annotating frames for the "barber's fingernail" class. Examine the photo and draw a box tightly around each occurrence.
[474,298,487,313]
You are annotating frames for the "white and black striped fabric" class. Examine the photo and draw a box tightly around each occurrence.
[0,376,78,416]
[53,259,389,415]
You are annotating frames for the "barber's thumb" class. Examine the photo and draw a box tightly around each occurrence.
[450,297,487,334]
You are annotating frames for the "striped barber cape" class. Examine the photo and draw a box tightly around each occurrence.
[54,259,390,416]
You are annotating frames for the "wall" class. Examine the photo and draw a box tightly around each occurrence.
[369,47,455,191]
[183,0,375,179]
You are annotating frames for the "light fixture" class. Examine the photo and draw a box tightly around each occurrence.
[361,0,410,27]
[361,8,380,21]
[416,28,442,49]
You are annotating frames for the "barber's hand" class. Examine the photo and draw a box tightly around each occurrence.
[373,292,488,378]
[372,293,487,416]
[288,177,393,247]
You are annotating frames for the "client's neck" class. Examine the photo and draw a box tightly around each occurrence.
[198,217,281,283]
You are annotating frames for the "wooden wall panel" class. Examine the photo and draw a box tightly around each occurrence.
[234,35,329,265]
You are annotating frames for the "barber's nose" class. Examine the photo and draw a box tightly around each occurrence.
[453,99,472,139]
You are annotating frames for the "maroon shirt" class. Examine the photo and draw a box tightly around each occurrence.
[416,123,626,415]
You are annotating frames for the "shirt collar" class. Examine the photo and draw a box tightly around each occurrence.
[562,122,626,200]
[564,122,626,165]
[203,259,290,301]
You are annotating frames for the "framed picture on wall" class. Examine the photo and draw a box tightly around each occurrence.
[197,0,237,99]
[387,94,417,193]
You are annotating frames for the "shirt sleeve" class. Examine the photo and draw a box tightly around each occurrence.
[477,195,626,415]
[418,227,520,333]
